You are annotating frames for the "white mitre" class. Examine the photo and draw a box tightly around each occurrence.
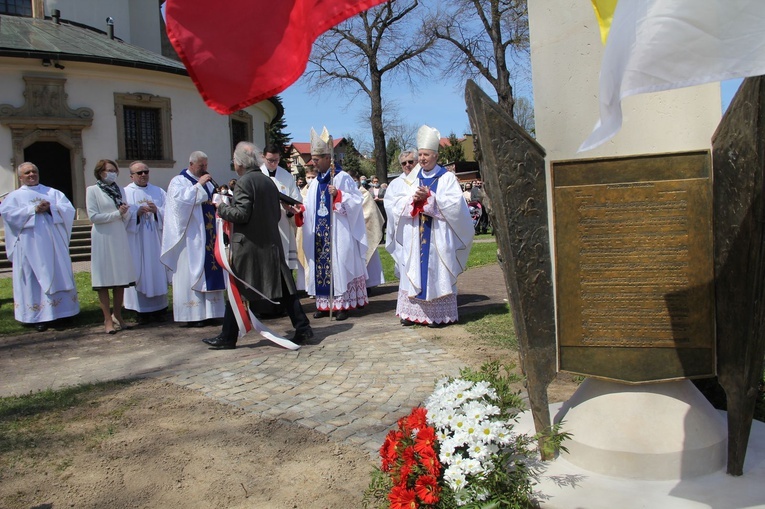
[417,125,441,151]
[310,126,333,156]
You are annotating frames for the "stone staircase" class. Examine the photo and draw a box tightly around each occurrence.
[0,219,92,270]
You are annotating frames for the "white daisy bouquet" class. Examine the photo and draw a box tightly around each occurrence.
[424,372,534,508]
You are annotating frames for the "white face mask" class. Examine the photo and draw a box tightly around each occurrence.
[103,171,117,184]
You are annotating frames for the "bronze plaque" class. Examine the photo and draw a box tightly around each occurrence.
[552,151,715,383]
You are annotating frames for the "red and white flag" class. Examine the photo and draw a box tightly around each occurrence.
[214,217,300,350]
[165,0,386,114]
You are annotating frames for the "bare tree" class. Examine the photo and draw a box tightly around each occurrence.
[513,96,535,135]
[429,0,529,118]
[384,117,418,154]
[304,0,434,182]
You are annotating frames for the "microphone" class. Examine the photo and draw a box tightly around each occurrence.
[201,172,220,190]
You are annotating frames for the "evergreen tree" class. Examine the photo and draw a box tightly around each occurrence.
[267,95,292,167]
[386,137,403,176]
[343,136,362,176]
[359,157,376,177]
[439,132,464,165]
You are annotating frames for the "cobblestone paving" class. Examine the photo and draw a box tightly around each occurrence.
[159,329,461,455]
[1,261,507,457]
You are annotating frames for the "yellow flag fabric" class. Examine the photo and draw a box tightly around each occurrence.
[580,0,765,152]
[590,0,618,45]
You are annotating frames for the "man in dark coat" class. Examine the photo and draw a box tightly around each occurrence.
[203,141,313,349]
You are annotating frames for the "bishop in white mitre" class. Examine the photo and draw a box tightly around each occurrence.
[300,127,368,321]
[389,125,474,326]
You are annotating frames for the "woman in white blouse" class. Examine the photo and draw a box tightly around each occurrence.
[86,159,137,334]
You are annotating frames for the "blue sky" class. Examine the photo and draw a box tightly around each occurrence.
[721,79,743,113]
[280,77,744,150]
[279,76,479,151]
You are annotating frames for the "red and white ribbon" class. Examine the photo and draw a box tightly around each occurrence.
[214,216,300,350]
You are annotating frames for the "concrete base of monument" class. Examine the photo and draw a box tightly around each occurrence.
[558,379,728,479]
[518,379,765,509]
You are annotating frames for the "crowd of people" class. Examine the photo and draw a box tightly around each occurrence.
[0,124,475,346]
[462,179,490,235]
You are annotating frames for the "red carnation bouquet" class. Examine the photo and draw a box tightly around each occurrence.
[364,363,565,509]
[380,406,442,509]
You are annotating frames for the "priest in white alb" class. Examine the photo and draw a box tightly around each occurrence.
[160,151,226,326]
[389,126,474,327]
[384,149,418,321]
[260,144,302,271]
[124,161,169,323]
[299,127,368,321]
[254,144,302,317]
[357,172,385,289]
[0,162,80,331]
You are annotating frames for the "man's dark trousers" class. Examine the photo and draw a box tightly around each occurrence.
[219,277,310,342]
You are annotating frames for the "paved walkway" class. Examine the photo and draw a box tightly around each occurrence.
[0,261,509,456]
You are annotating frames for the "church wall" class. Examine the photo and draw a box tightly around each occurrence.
[0,59,274,204]
[0,66,26,194]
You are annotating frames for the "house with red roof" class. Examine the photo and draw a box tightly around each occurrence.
[287,137,358,175]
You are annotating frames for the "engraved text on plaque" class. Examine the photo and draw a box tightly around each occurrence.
[553,151,715,383]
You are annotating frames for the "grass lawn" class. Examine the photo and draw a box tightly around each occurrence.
[378,238,497,283]
[0,240,498,336]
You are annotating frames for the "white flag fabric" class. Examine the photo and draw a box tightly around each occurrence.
[580,0,765,152]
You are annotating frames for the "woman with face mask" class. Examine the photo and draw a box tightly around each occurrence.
[86,159,137,334]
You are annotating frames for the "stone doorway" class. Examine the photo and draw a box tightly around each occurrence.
[0,75,93,216]
[24,141,74,204]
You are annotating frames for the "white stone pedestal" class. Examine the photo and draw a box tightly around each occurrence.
[559,379,727,479]
[518,379,765,508]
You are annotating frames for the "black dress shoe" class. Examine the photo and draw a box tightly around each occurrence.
[290,328,315,344]
[202,335,223,345]
[203,335,237,349]
[427,321,451,328]
[400,318,415,326]
[186,321,206,328]
[335,310,348,321]
[35,323,49,332]
[313,310,328,319]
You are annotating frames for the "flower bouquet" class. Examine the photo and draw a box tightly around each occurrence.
[365,363,555,509]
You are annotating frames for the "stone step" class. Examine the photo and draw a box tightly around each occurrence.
[0,220,93,269]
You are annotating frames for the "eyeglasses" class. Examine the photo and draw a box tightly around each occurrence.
[131,170,149,176]
[401,160,415,166]
[265,158,280,163]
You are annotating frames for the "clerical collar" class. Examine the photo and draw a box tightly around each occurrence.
[268,169,277,178]
[421,167,438,176]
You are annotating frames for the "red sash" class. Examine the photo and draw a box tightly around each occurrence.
[214,216,300,350]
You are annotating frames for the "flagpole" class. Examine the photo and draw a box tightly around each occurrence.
[328,159,335,320]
